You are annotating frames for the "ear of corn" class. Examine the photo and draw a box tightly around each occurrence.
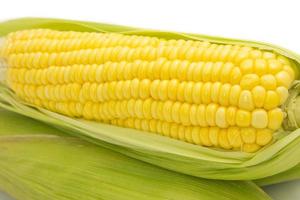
[0,18,300,181]
[0,28,295,152]
[0,109,272,200]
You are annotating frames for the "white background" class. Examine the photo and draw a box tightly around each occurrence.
[1,0,300,53]
[0,0,300,199]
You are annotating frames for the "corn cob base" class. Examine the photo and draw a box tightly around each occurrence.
[0,29,296,152]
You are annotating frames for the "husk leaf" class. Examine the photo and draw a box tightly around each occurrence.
[0,109,271,200]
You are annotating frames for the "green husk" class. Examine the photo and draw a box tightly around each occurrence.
[0,18,300,182]
[256,164,300,186]
[0,109,271,200]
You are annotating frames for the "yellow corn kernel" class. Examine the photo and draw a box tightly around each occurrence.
[260,74,277,90]
[179,103,191,126]
[168,123,178,139]
[200,128,212,146]
[149,119,157,133]
[206,103,218,126]
[177,82,186,102]
[234,50,249,64]
[218,129,232,150]
[219,83,231,106]
[226,106,237,126]
[208,127,219,147]
[264,91,279,110]
[240,59,253,74]
[251,86,266,108]
[241,128,256,144]
[201,82,212,104]
[188,62,202,81]
[82,101,94,120]
[263,52,276,59]
[140,79,151,99]
[156,120,163,135]
[254,59,267,75]
[183,82,194,103]
[229,85,241,106]
[202,62,213,82]
[268,59,282,74]
[227,127,242,148]
[229,67,242,84]
[238,90,254,110]
[210,45,223,61]
[268,108,284,130]
[191,62,202,82]
[150,80,160,100]
[189,104,198,126]
[236,110,251,127]
[251,109,268,129]
[158,80,169,101]
[240,74,260,90]
[218,45,231,60]
[203,45,217,61]
[242,144,261,153]
[283,65,295,80]
[276,86,289,104]
[249,50,262,59]
[211,82,221,103]
[191,127,201,145]
[256,129,273,146]
[216,107,228,128]
[211,62,222,82]
[162,101,173,122]
[141,119,151,131]
[191,82,202,104]
[184,127,193,143]
[275,71,292,88]
[197,105,207,126]
[142,99,151,119]
[161,60,171,80]
[220,63,233,83]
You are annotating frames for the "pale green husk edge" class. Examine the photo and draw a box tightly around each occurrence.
[0,18,299,181]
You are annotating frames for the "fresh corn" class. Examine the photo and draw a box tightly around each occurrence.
[0,28,295,153]
[1,18,300,181]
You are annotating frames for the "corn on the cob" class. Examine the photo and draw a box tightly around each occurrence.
[0,29,296,152]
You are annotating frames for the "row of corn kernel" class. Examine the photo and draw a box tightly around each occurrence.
[110,118,273,152]
[5,29,278,66]
[8,58,293,91]
[21,97,283,130]
[79,100,283,130]
[4,33,163,54]
[9,79,287,111]
[7,60,243,84]
[5,45,259,68]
